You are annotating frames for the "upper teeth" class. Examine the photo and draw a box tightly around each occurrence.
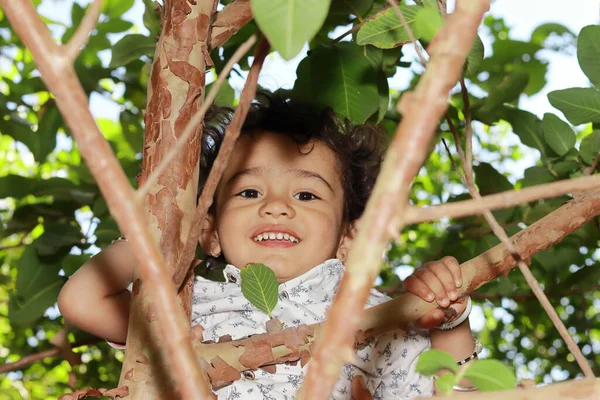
[254,232,299,243]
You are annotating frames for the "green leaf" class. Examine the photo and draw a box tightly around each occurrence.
[414,6,443,42]
[523,166,554,188]
[293,43,379,123]
[577,25,600,87]
[542,113,575,156]
[110,34,156,68]
[102,0,135,18]
[462,359,516,391]
[34,223,84,257]
[580,130,600,165]
[434,373,456,395]
[474,163,513,195]
[0,115,56,163]
[9,280,63,326]
[251,0,332,60]
[416,349,458,375]
[357,6,420,49]
[119,110,144,155]
[0,175,36,199]
[240,263,279,317]
[143,0,161,37]
[500,108,549,157]
[206,80,236,107]
[481,71,529,111]
[96,19,134,34]
[465,34,484,76]
[548,88,600,125]
[531,23,575,47]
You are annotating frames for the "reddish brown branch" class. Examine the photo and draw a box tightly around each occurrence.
[173,37,270,289]
[0,1,213,399]
[209,0,253,51]
[296,2,490,399]
[0,338,100,374]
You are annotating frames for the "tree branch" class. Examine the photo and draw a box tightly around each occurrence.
[0,2,213,399]
[209,0,253,51]
[404,173,600,224]
[297,2,491,399]
[64,0,102,61]
[173,37,271,289]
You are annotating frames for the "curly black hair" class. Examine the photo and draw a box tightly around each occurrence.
[200,94,386,224]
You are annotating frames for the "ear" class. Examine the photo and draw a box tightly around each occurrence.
[336,222,357,262]
[199,214,221,257]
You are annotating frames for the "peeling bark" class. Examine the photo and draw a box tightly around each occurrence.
[119,0,219,398]
[209,0,253,51]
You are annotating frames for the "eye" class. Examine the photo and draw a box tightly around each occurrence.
[237,189,261,198]
[294,191,319,201]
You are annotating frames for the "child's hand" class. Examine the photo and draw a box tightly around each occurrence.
[402,256,468,329]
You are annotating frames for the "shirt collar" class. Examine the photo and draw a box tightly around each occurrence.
[222,258,344,288]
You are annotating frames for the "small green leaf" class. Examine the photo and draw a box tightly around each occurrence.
[357,6,420,49]
[434,373,456,395]
[481,71,529,111]
[542,113,575,156]
[102,0,135,18]
[240,263,279,317]
[500,108,549,157]
[96,19,134,34]
[465,34,484,76]
[110,34,156,68]
[414,6,443,42]
[580,131,600,165]
[474,163,512,195]
[462,359,516,391]
[9,280,63,326]
[523,166,554,188]
[577,25,600,87]
[251,0,332,60]
[416,349,458,375]
[548,87,600,125]
[143,0,161,37]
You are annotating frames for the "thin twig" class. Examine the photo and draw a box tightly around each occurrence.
[173,37,270,289]
[64,0,102,60]
[386,0,428,66]
[137,34,258,200]
[298,2,491,399]
[451,57,594,378]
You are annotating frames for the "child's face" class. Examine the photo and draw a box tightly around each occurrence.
[202,130,351,282]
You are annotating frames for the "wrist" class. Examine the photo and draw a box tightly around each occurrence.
[436,296,472,331]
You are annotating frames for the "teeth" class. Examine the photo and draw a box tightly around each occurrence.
[253,232,299,243]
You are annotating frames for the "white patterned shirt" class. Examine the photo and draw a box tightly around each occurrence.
[191,259,433,399]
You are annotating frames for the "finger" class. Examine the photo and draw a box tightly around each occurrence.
[429,262,458,301]
[403,274,435,302]
[442,256,462,288]
[416,309,445,330]
[191,325,205,341]
[351,376,373,400]
[418,268,449,307]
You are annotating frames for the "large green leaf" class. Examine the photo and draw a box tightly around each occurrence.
[474,163,512,196]
[500,108,550,157]
[251,0,332,60]
[465,34,484,76]
[548,88,600,125]
[577,25,600,87]
[143,0,161,37]
[110,34,156,68]
[580,130,600,165]
[102,0,135,18]
[293,43,379,123]
[416,349,458,375]
[462,360,516,391]
[0,115,56,163]
[0,175,37,199]
[414,6,443,42]
[542,113,575,156]
[34,223,85,257]
[356,6,420,49]
[240,263,279,318]
[522,166,554,188]
[481,71,529,111]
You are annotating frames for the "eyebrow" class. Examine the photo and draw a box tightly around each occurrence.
[288,168,334,192]
[225,167,334,192]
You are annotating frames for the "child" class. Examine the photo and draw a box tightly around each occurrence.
[58,95,478,399]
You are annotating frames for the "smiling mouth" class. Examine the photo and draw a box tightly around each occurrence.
[253,232,300,243]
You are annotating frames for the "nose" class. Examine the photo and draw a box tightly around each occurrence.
[259,193,295,218]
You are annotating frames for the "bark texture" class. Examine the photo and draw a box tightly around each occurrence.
[118,0,218,398]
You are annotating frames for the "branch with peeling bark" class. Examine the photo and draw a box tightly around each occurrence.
[0,1,213,399]
[190,188,600,387]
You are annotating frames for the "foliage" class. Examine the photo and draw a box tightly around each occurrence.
[0,0,599,398]
[240,263,279,318]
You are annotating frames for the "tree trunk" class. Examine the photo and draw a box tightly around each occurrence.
[118,0,218,397]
